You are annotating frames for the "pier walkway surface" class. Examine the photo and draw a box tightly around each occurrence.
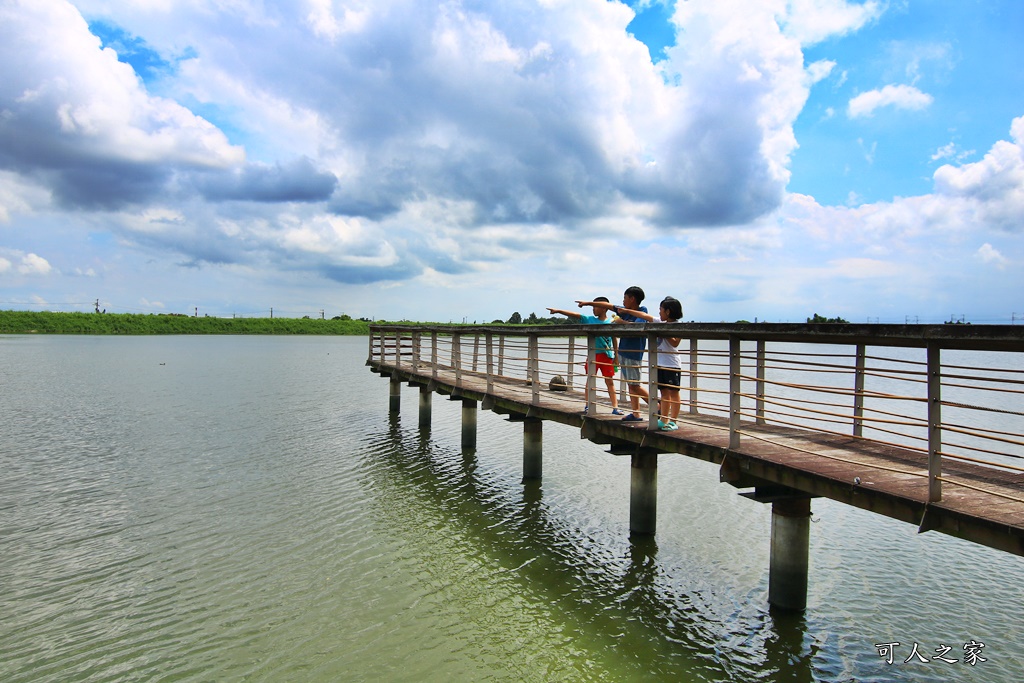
[367,323,1024,597]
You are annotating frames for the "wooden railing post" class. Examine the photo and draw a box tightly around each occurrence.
[729,337,741,450]
[647,332,659,427]
[472,334,480,373]
[486,332,494,394]
[529,334,540,406]
[567,336,576,390]
[853,343,866,437]
[928,343,942,502]
[689,338,699,414]
[411,331,421,373]
[756,340,766,425]
[498,336,506,377]
[453,332,463,388]
[431,331,438,381]
[585,333,597,413]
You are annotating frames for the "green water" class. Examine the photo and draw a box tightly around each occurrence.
[1,335,1021,681]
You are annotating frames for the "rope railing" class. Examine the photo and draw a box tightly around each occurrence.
[369,323,1024,502]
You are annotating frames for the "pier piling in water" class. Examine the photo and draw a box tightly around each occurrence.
[462,399,478,450]
[630,450,659,536]
[418,386,432,429]
[389,376,401,414]
[769,497,812,612]
[523,417,543,481]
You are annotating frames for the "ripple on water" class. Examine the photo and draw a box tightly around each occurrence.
[2,336,1023,682]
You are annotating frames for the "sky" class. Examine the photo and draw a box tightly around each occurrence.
[1,0,1022,324]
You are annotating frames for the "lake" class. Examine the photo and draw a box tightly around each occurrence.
[1,335,1021,681]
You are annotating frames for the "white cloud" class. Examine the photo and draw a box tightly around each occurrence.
[976,243,1007,267]
[847,84,933,118]
[0,0,244,209]
[780,0,882,46]
[0,249,52,276]
[931,141,975,163]
[933,116,1024,232]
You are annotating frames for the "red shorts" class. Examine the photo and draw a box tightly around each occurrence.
[587,352,615,378]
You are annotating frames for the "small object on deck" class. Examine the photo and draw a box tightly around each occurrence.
[853,477,861,485]
[548,375,568,391]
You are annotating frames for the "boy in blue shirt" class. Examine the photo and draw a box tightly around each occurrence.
[547,297,622,415]
[577,286,649,422]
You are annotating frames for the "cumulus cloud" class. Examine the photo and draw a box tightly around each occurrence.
[976,243,1007,267]
[933,116,1024,232]
[848,84,933,118]
[0,249,52,275]
[0,0,908,288]
[0,0,243,209]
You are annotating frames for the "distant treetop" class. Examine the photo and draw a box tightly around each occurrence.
[807,313,850,324]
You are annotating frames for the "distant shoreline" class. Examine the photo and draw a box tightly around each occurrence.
[0,310,370,335]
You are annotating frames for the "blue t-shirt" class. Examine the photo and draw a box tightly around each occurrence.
[617,306,648,360]
[580,315,614,358]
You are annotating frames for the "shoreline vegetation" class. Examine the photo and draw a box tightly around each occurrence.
[0,310,373,335]
[0,310,867,335]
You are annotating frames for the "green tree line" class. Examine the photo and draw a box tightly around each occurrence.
[0,311,371,335]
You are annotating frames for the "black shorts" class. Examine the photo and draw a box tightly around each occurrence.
[657,368,681,389]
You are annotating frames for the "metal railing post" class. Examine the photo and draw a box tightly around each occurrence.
[854,343,866,437]
[928,343,942,502]
[729,337,741,450]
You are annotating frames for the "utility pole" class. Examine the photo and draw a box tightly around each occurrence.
[270,307,274,319]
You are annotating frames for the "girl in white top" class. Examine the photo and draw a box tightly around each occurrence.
[594,296,683,431]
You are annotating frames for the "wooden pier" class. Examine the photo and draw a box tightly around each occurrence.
[368,322,1024,611]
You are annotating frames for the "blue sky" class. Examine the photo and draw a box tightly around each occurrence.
[1,0,1022,323]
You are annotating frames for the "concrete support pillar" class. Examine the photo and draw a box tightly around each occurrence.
[523,418,543,481]
[418,386,432,429]
[769,497,811,612]
[630,450,658,536]
[462,399,478,450]
[389,376,401,414]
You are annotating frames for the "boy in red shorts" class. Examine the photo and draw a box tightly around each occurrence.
[546,297,622,414]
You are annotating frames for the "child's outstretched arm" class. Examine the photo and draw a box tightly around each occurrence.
[575,299,615,311]
[612,306,655,322]
[547,307,582,319]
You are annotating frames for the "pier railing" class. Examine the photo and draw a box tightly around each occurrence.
[369,323,1024,504]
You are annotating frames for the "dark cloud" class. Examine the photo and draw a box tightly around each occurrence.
[197,158,338,203]
[48,162,172,210]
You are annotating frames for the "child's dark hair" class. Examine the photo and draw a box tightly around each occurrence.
[594,296,610,303]
[624,286,645,304]
[660,296,682,321]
